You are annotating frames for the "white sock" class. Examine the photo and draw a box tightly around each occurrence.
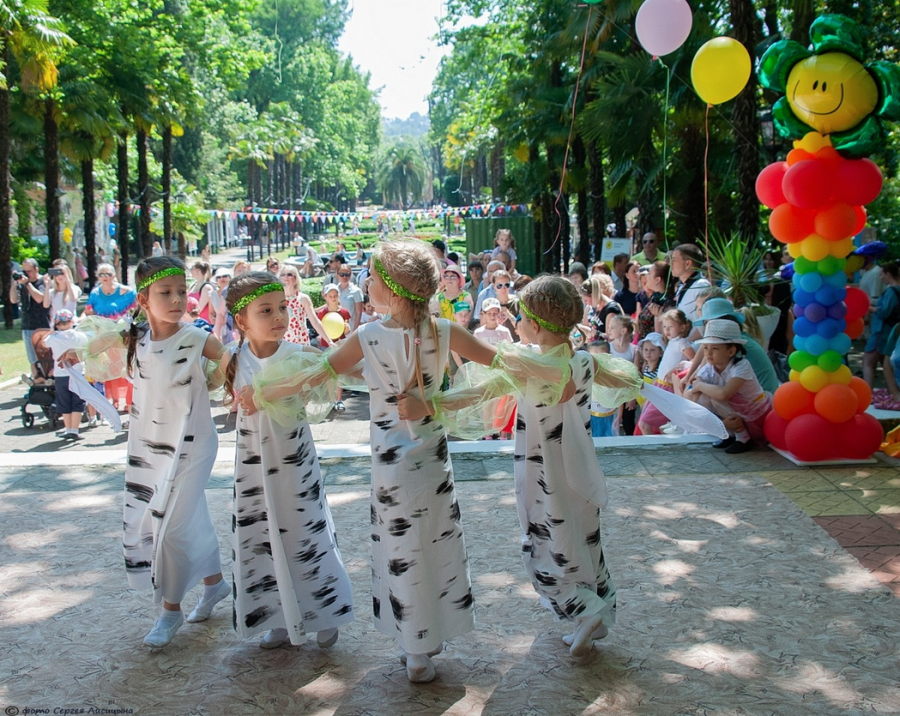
[158,608,181,625]
[406,653,432,671]
[735,429,751,443]
[202,579,224,601]
[66,428,77,435]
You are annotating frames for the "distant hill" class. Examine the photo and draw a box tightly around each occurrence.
[383,112,430,138]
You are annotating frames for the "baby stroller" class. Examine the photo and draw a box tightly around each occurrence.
[21,328,59,429]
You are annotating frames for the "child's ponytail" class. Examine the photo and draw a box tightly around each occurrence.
[223,337,242,405]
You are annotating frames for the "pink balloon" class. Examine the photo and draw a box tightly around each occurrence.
[636,0,693,57]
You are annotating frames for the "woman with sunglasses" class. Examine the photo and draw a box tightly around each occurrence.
[336,263,363,330]
[43,259,81,317]
[278,264,331,346]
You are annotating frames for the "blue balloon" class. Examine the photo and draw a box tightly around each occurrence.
[800,273,823,293]
[823,272,847,289]
[830,333,852,355]
[805,302,827,323]
[817,318,842,338]
[793,303,805,318]
[793,289,814,307]
[815,286,845,305]
[827,302,847,320]
[794,317,815,337]
[793,335,807,353]
[806,334,829,356]
[108,223,116,237]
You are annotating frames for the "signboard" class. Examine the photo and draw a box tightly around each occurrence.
[599,238,633,263]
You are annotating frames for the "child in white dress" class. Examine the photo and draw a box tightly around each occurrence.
[638,308,695,435]
[223,272,355,649]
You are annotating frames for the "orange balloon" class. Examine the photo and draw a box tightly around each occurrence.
[787,148,814,165]
[848,376,873,412]
[773,381,815,420]
[770,204,814,244]
[846,317,865,340]
[814,383,859,424]
[814,203,858,242]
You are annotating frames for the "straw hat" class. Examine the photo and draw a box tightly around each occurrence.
[696,319,747,345]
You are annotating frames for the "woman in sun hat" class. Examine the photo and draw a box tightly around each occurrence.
[674,319,773,455]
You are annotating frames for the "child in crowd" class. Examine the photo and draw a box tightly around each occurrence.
[638,332,664,382]
[491,229,517,273]
[513,275,627,656]
[607,314,637,434]
[675,319,772,454]
[474,297,513,345]
[75,256,230,648]
[587,340,616,437]
[638,309,695,435]
[360,295,382,324]
[43,309,88,440]
[316,283,351,410]
[223,272,355,649]
[450,299,473,373]
[242,240,506,683]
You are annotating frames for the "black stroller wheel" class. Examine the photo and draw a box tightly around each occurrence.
[23,412,34,428]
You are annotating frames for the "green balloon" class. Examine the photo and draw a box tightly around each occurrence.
[789,350,817,371]
[817,256,841,275]
[818,349,844,372]
[794,256,814,274]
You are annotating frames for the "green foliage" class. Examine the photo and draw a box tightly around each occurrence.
[706,230,768,309]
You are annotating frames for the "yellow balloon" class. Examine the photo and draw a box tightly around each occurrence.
[321,311,346,340]
[787,242,803,259]
[829,237,854,258]
[800,234,830,261]
[789,369,801,383]
[827,364,853,385]
[63,227,73,244]
[691,37,752,105]
[800,365,829,393]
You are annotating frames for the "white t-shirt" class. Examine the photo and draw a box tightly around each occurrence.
[474,325,513,345]
[338,283,364,314]
[43,328,89,378]
[695,358,765,403]
[610,342,635,361]
[49,286,82,317]
[659,336,693,381]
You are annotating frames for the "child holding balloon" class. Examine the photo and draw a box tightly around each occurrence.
[674,319,772,454]
[316,283,352,410]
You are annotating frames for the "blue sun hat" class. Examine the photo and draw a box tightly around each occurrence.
[694,297,745,326]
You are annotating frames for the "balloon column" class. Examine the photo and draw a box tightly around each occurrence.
[757,14,900,461]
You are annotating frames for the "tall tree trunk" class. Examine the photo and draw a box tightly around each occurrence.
[789,0,815,43]
[247,161,255,206]
[117,131,130,281]
[674,121,706,247]
[0,39,12,328]
[613,205,627,240]
[137,127,152,257]
[162,126,173,254]
[588,140,606,259]
[730,0,761,244]
[44,98,61,263]
[573,136,591,265]
[81,159,97,290]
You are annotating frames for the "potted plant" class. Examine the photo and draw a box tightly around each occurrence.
[706,230,784,348]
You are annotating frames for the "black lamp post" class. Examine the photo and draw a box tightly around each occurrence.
[759,108,784,160]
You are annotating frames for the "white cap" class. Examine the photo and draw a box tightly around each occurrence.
[214,267,232,278]
[482,297,502,312]
[322,283,340,295]
[638,332,665,350]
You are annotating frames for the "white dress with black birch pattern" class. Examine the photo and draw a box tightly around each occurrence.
[232,340,355,644]
[123,323,222,605]
[359,318,475,653]
[514,349,617,628]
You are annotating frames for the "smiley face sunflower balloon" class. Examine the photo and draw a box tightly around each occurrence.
[759,14,900,157]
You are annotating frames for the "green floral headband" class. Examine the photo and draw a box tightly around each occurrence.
[137,267,185,292]
[373,257,427,303]
[230,283,284,315]
[519,300,571,334]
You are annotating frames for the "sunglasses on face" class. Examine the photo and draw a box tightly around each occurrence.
[443,273,460,280]
[338,272,352,278]
[278,274,294,279]
[98,272,114,277]
[494,282,511,289]
[643,239,655,244]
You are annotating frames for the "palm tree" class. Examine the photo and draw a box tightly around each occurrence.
[1,0,71,327]
[378,144,425,209]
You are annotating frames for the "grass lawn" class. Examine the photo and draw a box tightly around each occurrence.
[0,325,30,379]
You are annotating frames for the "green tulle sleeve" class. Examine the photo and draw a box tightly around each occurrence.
[432,362,520,440]
[251,349,340,426]
[591,353,643,407]
[490,342,574,406]
[74,315,129,382]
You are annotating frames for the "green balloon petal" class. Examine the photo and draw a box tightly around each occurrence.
[869,61,900,121]
[759,40,811,92]
[832,116,884,158]
[772,97,813,140]
[809,14,867,61]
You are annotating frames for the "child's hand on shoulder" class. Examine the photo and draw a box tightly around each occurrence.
[238,386,259,415]
[396,392,432,421]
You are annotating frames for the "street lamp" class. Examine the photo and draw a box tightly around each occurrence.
[759,108,784,159]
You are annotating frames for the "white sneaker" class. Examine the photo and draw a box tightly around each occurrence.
[185,579,231,622]
[316,627,339,648]
[143,611,184,648]
[87,416,99,428]
[259,628,289,649]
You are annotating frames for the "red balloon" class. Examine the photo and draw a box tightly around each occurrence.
[783,160,835,210]
[846,317,865,340]
[844,287,869,322]
[814,384,858,424]
[839,413,883,459]
[756,162,788,209]
[834,158,883,206]
[852,206,867,236]
[764,411,790,450]
[814,203,858,242]
[848,376,872,412]
[769,203,815,244]
[785,414,836,462]
[773,381,815,420]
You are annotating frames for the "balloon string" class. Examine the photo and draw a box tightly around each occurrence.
[660,57,670,246]
[703,102,712,282]
[544,6,592,258]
